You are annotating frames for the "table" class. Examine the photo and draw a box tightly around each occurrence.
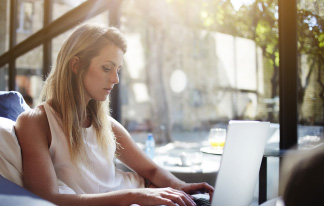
[117,141,288,205]
[198,147,290,205]
[154,153,220,186]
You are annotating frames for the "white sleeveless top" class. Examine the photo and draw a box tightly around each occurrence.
[43,103,145,194]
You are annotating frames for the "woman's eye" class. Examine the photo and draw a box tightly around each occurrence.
[102,66,112,72]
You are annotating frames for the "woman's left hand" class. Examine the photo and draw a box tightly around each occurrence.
[179,182,214,199]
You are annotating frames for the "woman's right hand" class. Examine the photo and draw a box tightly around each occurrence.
[132,187,196,206]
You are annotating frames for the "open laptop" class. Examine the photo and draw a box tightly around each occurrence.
[194,120,270,206]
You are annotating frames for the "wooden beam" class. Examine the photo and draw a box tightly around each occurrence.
[0,0,115,68]
[8,0,17,90]
[43,0,53,80]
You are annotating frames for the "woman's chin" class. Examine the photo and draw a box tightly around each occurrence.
[98,94,109,102]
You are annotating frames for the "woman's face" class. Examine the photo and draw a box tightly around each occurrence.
[83,43,124,103]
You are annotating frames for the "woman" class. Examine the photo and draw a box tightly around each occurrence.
[15,23,213,206]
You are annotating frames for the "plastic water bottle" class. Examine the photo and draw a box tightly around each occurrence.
[145,133,155,159]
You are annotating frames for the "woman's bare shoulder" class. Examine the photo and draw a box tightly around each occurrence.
[16,104,47,126]
[15,104,50,145]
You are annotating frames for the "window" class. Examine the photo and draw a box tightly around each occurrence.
[16,1,34,34]
[120,0,281,200]
[297,0,324,148]
[0,0,10,56]
[16,0,43,43]
[120,0,279,145]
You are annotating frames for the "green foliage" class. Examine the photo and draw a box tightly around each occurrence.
[297,9,324,56]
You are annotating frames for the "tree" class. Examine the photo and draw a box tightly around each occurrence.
[297,9,324,124]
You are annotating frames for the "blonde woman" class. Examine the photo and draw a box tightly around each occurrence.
[15,23,213,206]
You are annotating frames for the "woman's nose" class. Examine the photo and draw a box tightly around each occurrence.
[110,70,119,84]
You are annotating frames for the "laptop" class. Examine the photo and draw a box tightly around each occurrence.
[194,120,270,206]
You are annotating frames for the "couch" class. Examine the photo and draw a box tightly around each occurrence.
[0,91,54,205]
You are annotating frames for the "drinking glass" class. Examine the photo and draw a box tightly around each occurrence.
[208,128,227,148]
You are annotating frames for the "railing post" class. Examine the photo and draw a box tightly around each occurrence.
[8,0,18,91]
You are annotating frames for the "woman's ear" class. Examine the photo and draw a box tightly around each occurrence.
[71,56,80,74]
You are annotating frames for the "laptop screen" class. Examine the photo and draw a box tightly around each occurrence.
[211,121,269,206]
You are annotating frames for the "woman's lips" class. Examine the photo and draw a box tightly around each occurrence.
[104,88,112,94]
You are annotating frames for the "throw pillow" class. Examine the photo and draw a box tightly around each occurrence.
[0,117,23,186]
[0,91,31,121]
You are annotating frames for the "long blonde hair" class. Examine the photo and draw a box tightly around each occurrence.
[41,23,127,164]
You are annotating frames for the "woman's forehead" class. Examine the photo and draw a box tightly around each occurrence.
[93,44,124,64]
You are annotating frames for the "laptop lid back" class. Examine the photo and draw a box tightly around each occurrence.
[211,120,270,206]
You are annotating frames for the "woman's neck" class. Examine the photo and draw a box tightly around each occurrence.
[82,113,92,128]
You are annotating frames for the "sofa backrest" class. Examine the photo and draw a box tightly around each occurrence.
[0,91,30,186]
[0,91,31,121]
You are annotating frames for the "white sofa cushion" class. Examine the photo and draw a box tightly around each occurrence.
[0,117,23,186]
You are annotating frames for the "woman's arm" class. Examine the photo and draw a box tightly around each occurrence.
[15,107,196,206]
[15,107,59,199]
[111,117,183,188]
[111,117,214,197]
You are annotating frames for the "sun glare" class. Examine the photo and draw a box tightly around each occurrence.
[231,0,255,11]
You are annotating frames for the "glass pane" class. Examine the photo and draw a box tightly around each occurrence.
[16,0,43,43]
[15,45,43,108]
[0,64,8,91]
[120,0,279,145]
[297,0,324,149]
[0,0,10,55]
[53,0,86,20]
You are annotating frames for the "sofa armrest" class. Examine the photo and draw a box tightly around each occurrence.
[0,175,55,206]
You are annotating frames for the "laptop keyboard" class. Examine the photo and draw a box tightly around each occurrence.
[193,197,211,206]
